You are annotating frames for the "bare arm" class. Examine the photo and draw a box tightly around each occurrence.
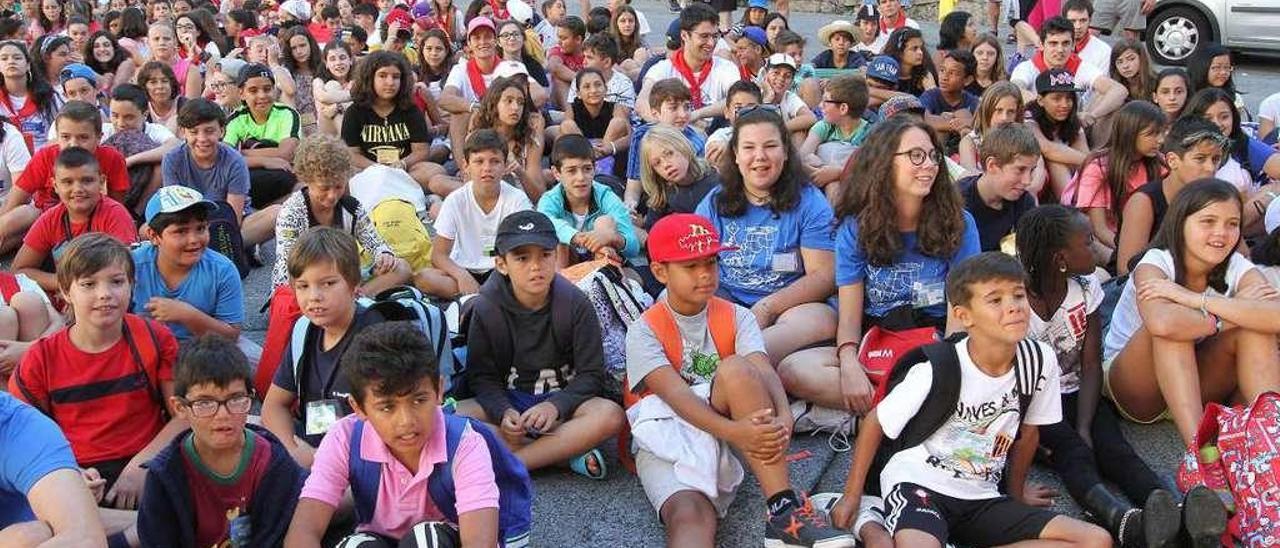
[183,66,203,101]
[438,86,473,115]
[830,409,884,528]
[784,108,816,133]
[226,193,246,220]
[1084,75,1129,121]
[125,138,182,167]
[635,79,657,123]
[11,245,56,292]
[1085,207,1116,251]
[282,499,335,548]
[1200,269,1280,332]
[0,469,107,548]
[1006,423,1039,502]
[957,133,979,172]
[754,248,835,326]
[1075,311,1103,442]
[0,186,31,216]
[642,365,740,439]
[1133,264,1219,340]
[457,508,500,548]
[241,137,299,161]
[1115,193,1154,275]
[1029,121,1087,166]
[261,386,306,457]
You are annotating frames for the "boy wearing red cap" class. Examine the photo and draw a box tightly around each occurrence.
[624,213,855,548]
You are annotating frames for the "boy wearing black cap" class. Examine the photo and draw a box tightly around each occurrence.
[455,210,625,479]
[224,63,302,211]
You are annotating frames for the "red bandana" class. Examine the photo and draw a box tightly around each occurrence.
[485,0,509,20]
[1032,50,1082,75]
[466,57,494,97]
[671,50,713,109]
[0,89,37,153]
[879,12,907,34]
[1073,33,1091,54]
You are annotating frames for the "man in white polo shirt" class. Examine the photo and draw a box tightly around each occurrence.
[1010,16,1127,133]
[635,3,739,126]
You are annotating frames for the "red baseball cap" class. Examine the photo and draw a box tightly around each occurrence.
[648,213,737,263]
[386,8,414,37]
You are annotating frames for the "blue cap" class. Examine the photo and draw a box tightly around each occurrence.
[58,63,98,87]
[740,26,768,47]
[748,0,769,9]
[866,55,900,83]
[666,19,682,45]
[145,186,217,227]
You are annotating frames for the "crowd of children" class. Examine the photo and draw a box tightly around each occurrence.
[4,0,1280,546]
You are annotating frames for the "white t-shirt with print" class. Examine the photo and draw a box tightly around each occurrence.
[1027,274,1103,394]
[1104,248,1258,362]
[642,55,740,110]
[877,337,1062,500]
[433,181,533,272]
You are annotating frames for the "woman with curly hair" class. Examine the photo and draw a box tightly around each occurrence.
[695,108,838,373]
[342,51,457,198]
[468,75,545,200]
[278,26,322,135]
[85,31,136,92]
[788,117,978,418]
[883,27,937,96]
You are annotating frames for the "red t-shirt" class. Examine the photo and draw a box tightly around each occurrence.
[15,144,131,211]
[181,430,271,547]
[308,22,334,45]
[22,197,138,257]
[8,315,178,464]
[550,46,584,72]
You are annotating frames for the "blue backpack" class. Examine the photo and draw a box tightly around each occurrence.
[347,414,534,548]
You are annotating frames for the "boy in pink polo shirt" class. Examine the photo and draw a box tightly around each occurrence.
[284,322,505,548]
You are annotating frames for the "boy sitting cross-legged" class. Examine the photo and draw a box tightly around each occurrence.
[285,321,532,548]
[455,210,626,479]
[625,213,855,548]
[537,134,640,266]
[131,186,243,344]
[828,252,1110,548]
[137,335,306,547]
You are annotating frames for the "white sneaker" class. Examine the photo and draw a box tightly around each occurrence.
[791,401,855,452]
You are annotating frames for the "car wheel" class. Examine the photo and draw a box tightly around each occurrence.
[1146,5,1212,65]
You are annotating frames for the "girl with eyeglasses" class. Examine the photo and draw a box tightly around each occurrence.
[696,108,840,389]
[807,117,977,421]
[0,41,58,151]
[1188,43,1249,122]
[174,9,228,66]
[1063,101,1167,267]
[495,19,549,88]
[1115,117,1228,276]
[1185,89,1280,220]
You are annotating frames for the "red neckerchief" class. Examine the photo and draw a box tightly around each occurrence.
[466,57,494,97]
[739,63,758,81]
[1032,50,1082,75]
[485,0,509,20]
[671,50,713,109]
[1073,33,1091,54]
[0,88,38,153]
[879,12,907,34]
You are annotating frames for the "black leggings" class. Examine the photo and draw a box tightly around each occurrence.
[1039,391,1167,504]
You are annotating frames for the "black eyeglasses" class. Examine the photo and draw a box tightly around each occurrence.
[179,394,253,418]
[894,147,942,166]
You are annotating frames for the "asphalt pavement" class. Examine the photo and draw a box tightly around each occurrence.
[238,2,1272,543]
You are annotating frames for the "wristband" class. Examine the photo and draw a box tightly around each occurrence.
[837,340,860,357]
[1200,291,1210,317]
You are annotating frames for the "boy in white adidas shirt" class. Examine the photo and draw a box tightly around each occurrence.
[830,252,1110,548]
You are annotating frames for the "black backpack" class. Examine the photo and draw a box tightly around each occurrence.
[207,201,250,279]
[864,334,1048,497]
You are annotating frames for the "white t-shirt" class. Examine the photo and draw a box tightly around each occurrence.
[774,91,809,122]
[854,34,889,56]
[433,180,532,272]
[1026,274,1103,394]
[1259,92,1280,125]
[877,337,1062,500]
[1010,58,1104,108]
[443,59,498,104]
[567,69,637,109]
[1076,36,1112,74]
[0,122,30,189]
[643,55,740,110]
[1104,248,1258,362]
[1217,157,1255,193]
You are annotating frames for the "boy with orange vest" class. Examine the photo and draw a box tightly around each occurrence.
[623,213,855,548]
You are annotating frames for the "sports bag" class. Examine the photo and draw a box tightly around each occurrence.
[560,259,653,401]
[1177,392,1280,546]
[348,414,534,547]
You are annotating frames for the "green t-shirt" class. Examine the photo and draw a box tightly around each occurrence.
[224,104,300,148]
[813,119,872,147]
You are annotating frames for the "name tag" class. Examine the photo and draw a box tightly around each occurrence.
[375,148,401,165]
[771,251,800,273]
[913,280,946,308]
[305,399,341,436]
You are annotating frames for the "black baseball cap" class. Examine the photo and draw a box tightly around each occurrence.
[237,63,275,87]
[1035,68,1078,95]
[495,210,559,255]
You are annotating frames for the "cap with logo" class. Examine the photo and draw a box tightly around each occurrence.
[866,55,900,83]
[145,186,217,227]
[879,95,925,119]
[58,63,98,87]
[647,213,738,263]
[237,63,275,87]
[495,210,559,255]
[493,60,530,79]
[766,53,798,72]
[1036,67,1078,95]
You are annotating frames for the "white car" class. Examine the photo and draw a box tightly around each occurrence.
[1146,0,1280,65]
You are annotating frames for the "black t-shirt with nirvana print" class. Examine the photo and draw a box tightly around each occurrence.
[340,103,431,165]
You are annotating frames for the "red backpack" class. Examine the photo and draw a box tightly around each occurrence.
[254,285,302,397]
[1178,391,1280,546]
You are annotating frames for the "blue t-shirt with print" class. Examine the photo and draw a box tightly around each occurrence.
[1243,136,1278,183]
[131,244,244,342]
[626,123,706,180]
[835,210,981,319]
[695,184,836,306]
[0,392,79,528]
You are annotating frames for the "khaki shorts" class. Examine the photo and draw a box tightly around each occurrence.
[634,444,740,518]
[1091,0,1146,32]
[1102,355,1171,424]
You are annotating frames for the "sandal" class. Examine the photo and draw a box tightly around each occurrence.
[569,448,607,480]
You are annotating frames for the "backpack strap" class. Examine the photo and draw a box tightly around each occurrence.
[898,341,964,451]
[425,414,469,525]
[1013,339,1046,420]
[122,317,165,410]
[290,316,313,401]
[347,419,382,525]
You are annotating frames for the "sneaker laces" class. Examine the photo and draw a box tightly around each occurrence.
[792,403,855,453]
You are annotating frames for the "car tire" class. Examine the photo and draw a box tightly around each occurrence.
[1146,5,1212,66]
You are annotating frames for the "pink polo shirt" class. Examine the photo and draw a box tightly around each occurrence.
[300,410,500,540]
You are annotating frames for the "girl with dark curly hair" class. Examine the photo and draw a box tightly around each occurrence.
[342,51,456,198]
[85,31,136,92]
[468,75,545,200]
[794,117,977,417]
[696,107,838,373]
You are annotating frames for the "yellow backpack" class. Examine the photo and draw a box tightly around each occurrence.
[370,199,433,271]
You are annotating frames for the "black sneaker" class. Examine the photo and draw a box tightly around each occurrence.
[1182,486,1228,548]
[764,496,856,548]
[668,0,681,11]
[1140,489,1181,548]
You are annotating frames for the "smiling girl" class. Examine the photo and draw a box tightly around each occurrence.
[958,82,1024,173]
[313,41,354,137]
[85,31,136,92]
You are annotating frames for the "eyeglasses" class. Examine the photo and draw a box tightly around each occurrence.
[894,147,942,166]
[822,99,847,106]
[176,23,197,31]
[498,31,521,40]
[179,394,253,418]
[690,30,720,42]
[1209,64,1234,74]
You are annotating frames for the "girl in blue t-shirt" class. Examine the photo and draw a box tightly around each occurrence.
[694,107,837,370]
[815,117,978,415]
